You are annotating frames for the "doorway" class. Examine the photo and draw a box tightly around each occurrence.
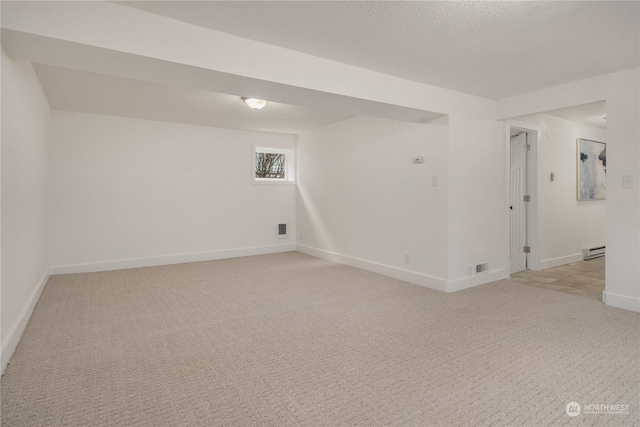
[505,102,607,301]
[506,121,540,274]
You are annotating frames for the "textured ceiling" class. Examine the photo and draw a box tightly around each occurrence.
[510,101,606,137]
[545,101,607,129]
[119,1,640,99]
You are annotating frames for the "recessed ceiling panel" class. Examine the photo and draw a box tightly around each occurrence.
[33,64,356,134]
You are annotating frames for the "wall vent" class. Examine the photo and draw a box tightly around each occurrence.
[583,246,605,260]
[277,224,287,239]
[475,263,489,274]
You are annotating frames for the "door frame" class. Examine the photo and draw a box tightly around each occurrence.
[509,133,528,273]
[504,120,542,274]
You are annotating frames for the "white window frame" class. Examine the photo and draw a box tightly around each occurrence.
[253,146,296,185]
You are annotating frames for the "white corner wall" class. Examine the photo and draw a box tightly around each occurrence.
[49,111,296,273]
[1,49,51,373]
[296,116,449,291]
[296,104,506,293]
[516,113,606,269]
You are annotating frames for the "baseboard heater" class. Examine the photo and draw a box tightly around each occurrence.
[583,246,605,260]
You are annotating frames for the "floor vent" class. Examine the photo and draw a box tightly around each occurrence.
[475,263,489,274]
[277,224,287,239]
[583,246,605,260]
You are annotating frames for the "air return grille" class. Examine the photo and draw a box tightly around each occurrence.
[277,224,287,239]
[475,263,489,274]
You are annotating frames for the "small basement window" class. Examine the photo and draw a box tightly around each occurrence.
[253,146,295,184]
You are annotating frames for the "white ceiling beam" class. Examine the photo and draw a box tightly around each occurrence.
[1,1,468,123]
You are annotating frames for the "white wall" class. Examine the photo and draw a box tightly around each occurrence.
[498,68,640,312]
[49,111,296,272]
[605,69,640,312]
[516,113,606,268]
[1,49,51,372]
[296,116,449,290]
[446,110,506,291]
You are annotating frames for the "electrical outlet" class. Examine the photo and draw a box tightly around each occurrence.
[404,253,411,264]
[623,175,634,189]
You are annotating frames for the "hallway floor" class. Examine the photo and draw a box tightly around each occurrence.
[509,257,605,300]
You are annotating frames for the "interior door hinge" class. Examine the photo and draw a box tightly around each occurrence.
[523,195,531,202]
[523,246,531,253]
[523,143,531,151]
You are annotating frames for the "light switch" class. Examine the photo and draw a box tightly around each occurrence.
[622,175,634,189]
[431,175,439,187]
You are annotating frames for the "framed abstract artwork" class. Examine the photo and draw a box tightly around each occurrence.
[577,138,606,200]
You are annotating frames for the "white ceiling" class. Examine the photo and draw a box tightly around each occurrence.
[33,64,355,134]
[119,1,640,100]
[545,101,607,130]
[7,1,633,134]
[510,101,607,136]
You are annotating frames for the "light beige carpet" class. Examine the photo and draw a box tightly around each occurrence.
[1,252,639,426]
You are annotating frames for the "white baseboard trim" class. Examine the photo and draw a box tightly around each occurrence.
[536,253,584,270]
[1,268,50,375]
[446,269,509,293]
[603,292,640,313]
[50,244,297,275]
[296,244,447,292]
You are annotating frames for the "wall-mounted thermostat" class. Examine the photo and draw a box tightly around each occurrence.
[413,157,424,164]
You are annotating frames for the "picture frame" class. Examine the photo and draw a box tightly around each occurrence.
[577,138,606,200]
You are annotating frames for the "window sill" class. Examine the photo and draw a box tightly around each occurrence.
[252,179,296,185]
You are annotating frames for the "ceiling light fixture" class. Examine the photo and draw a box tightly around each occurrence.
[242,97,268,110]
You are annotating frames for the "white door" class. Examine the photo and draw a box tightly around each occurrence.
[510,133,527,273]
